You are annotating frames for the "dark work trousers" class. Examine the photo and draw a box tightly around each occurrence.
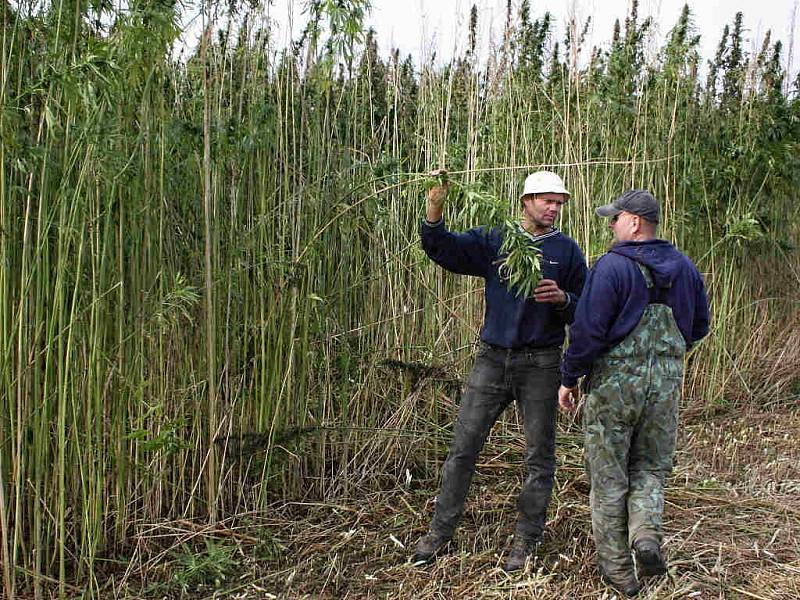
[430,342,562,541]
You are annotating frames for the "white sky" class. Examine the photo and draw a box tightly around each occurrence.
[259,0,799,83]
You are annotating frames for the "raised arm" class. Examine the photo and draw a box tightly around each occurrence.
[420,169,494,277]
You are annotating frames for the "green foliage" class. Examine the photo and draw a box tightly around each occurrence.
[149,272,201,333]
[515,2,552,79]
[304,0,372,70]
[438,177,544,297]
[603,0,652,106]
[498,222,544,298]
[722,12,745,105]
[254,529,286,561]
[126,419,190,457]
[171,539,238,592]
[457,182,507,226]
[723,212,764,246]
[660,4,700,83]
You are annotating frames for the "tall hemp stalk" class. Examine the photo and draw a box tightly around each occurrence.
[201,5,219,523]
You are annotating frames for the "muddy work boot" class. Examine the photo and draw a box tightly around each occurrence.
[600,568,640,598]
[412,531,451,564]
[634,539,667,579]
[502,536,540,573]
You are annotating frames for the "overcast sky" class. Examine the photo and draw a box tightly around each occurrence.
[259,0,799,82]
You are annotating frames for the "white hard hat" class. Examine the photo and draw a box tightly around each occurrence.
[520,171,570,199]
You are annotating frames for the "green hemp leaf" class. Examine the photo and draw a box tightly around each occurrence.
[497,219,543,298]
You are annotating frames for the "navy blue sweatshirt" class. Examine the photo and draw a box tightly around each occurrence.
[420,218,588,349]
[561,239,710,387]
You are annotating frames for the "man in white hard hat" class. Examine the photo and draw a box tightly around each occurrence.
[413,170,587,572]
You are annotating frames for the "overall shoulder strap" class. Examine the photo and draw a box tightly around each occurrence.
[636,262,654,288]
[635,262,669,304]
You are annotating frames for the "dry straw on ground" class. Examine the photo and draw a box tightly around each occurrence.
[112,394,800,599]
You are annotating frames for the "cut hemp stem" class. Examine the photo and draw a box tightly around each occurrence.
[426,171,543,298]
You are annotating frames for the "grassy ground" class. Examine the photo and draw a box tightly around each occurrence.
[99,397,800,600]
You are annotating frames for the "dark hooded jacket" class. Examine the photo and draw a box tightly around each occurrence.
[420,218,587,349]
[560,239,710,387]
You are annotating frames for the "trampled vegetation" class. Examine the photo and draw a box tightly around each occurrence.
[1,0,799,597]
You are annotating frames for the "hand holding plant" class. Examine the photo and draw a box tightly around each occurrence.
[497,221,544,298]
[426,169,449,220]
[425,169,546,298]
[533,279,567,305]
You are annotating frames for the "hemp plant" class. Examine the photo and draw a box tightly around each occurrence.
[427,172,544,298]
[497,221,544,298]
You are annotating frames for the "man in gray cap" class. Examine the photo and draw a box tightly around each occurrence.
[413,170,587,572]
[558,189,710,597]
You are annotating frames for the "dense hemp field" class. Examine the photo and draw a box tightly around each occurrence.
[2,0,800,597]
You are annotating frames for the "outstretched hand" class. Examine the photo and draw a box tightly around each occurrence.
[559,385,579,412]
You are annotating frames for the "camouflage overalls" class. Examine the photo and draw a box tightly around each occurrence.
[583,263,685,580]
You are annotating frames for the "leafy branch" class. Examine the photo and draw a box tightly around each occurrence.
[427,173,544,297]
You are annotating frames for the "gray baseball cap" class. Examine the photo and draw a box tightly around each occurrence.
[596,189,660,223]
